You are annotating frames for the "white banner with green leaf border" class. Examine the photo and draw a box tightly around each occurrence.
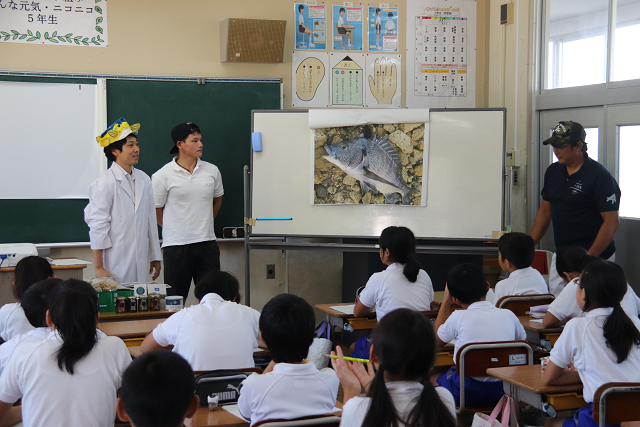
[0,0,107,47]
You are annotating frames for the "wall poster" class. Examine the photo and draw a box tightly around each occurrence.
[294,3,327,50]
[365,54,401,108]
[332,4,363,51]
[368,6,398,52]
[292,51,329,107]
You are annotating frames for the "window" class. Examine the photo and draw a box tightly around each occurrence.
[612,0,640,82]
[618,125,640,218]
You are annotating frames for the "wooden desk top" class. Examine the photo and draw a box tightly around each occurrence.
[184,406,247,427]
[98,318,165,339]
[100,309,173,321]
[487,365,583,394]
[314,303,372,319]
[518,316,563,334]
[0,263,87,272]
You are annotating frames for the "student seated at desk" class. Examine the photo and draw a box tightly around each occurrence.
[544,260,640,427]
[238,294,339,426]
[117,350,199,427]
[334,308,456,427]
[0,278,62,374]
[140,271,261,371]
[0,279,132,427]
[431,263,526,407]
[543,246,640,328]
[0,256,54,341]
[493,232,548,304]
[351,226,434,359]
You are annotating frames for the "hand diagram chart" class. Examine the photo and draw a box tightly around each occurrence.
[366,54,401,108]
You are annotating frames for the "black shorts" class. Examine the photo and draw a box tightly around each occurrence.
[299,24,305,33]
[338,27,347,35]
[376,23,381,32]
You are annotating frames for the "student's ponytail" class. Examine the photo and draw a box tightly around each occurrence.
[379,226,421,282]
[362,309,456,427]
[49,279,99,375]
[581,261,640,363]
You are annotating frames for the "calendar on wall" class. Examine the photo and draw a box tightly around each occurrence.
[406,0,476,108]
[414,13,467,98]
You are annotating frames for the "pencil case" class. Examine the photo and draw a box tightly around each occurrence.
[194,370,248,406]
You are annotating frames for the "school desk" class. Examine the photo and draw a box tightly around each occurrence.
[518,316,563,347]
[99,309,173,322]
[487,365,585,419]
[98,318,165,347]
[0,260,87,306]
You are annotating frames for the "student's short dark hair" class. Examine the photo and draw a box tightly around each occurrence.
[298,4,304,11]
[376,7,381,13]
[21,278,63,328]
[259,293,315,363]
[340,7,345,13]
[121,350,195,427]
[14,256,53,301]
[194,271,241,303]
[498,232,535,269]
[555,245,588,277]
[446,263,487,304]
[388,11,393,17]
[103,134,136,162]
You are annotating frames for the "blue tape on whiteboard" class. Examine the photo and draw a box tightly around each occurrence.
[252,132,262,152]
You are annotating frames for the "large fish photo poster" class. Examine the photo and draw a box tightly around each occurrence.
[314,123,425,205]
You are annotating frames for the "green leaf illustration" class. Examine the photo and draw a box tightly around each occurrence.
[74,39,80,45]
[12,34,18,40]
[11,30,19,35]
[52,31,57,38]
[0,32,9,37]
[57,36,65,42]
[65,33,72,37]
[82,41,89,46]
[93,41,99,45]
[19,34,27,40]
[82,37,88,42]
[96,17,103,24]
[49,38,58,43]
[65,37,71,42]
[27,37,36,41]
[95,26,103,34]
[95,6,102,14]
[97,35,102,41]
[95,0,101,2]
[36,31,40,39]
[27,30,32,36]
[4,35,9,41]
[44,32,49,39]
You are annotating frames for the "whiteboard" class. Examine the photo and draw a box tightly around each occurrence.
[0,80,105,199]
[250,109,505,239]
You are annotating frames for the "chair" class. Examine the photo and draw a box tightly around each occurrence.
[496,294,556,316]
[455,340,533,414]
[532,250,551,275]
[253,414,341,427]
[593,382,640,427]
[335,24,346,48]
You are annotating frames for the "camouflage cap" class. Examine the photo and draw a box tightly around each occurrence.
[543,121,586,148]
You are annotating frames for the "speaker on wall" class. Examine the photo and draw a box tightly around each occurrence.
[220,18,287,63]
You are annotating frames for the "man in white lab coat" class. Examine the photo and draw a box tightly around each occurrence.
[85,118,162,284]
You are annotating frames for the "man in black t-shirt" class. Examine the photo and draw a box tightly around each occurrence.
[530,121,620,295]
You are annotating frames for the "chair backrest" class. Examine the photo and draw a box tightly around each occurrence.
[593,382,640,426]
[497,294,555,316]
[532,250,550,275]
[253,414,341,427]
[455,340,533,413]
[193,367,263,376]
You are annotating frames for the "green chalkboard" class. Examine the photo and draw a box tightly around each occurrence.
[0,77,281,244]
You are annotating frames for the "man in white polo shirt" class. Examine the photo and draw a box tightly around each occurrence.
[152,122,224,301]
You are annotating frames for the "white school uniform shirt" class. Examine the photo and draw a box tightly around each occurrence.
[338,16,344,27]
[493,267,549,306]
[0,303,34,341]
[549,307,640,403]
[298,13,304,25]
[0,330,131,427]
[437,301,526,379]
[547,278,640,323]
[341,382,456,427]
[85,162,162,284]
[152,158,224,248]
[152,293,260,371]
[385,20,396,31]
[238,363,339,426]
[376,15,381,25]
[358,263,434,321]
[0,328,108,375]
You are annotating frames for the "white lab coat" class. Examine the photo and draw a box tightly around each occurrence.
[84,163,162,284]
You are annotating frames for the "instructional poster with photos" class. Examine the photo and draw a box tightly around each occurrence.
[294,3,327,50]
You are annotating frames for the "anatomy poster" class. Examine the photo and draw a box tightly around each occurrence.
[330,53,365,107]
[368,6,398,52]
[292,51,329,107]
[366,54,401,108]
[313,123,425,205]
[332,5,363,51]
[294,3,326,50]
[406,0,476,108]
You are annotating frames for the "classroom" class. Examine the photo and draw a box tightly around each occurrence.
[2,0,640,425]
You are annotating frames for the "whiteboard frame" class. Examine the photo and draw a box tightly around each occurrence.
[249,108,506,240]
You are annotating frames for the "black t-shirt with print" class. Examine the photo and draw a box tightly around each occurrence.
[541,155,621,259]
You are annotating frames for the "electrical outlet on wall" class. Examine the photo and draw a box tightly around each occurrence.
[266,264,275,279]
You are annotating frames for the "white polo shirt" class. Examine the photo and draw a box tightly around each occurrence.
[550,307,640,402]
[238,363,339,426]
[341,382,455,427]
[0,330,131,427]
[152,157,224,248]
[547,278,640,323]
[0,303,34,341]
[358,263,434,321]
[437,301,527,361]
[152,293,260,371]
[493,267,549,306]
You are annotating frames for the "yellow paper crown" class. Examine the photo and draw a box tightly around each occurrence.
[96,117,141,147]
